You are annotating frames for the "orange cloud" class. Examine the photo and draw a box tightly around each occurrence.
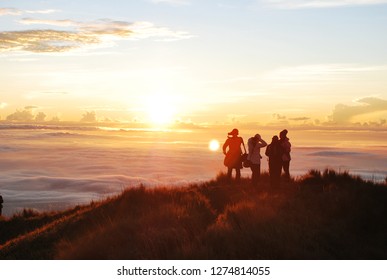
[0,30,99,53]
[329,97,387,124]
[0,8,21,16]
[0,18,192,53]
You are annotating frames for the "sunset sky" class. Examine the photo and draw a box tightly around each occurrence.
[1,0,387,128]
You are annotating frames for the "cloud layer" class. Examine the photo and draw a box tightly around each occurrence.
[330,97,387,124]
[262,0,387,9]
[0,8,56,16]
[1,126,386,216]
[0,17,192,53]
[0,29,100,53]
[264,64,387,85]
[151,0,190,5]
[0,8,21,15]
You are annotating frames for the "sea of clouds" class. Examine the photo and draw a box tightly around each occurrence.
[0,124,386,216]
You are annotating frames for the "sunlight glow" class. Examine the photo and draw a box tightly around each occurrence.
[145,92,176,126]
[209,139,220,151]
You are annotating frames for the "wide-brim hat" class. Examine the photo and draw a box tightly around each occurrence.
[228,128,239,136]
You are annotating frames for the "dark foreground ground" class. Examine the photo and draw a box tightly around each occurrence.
[0,169,386,260]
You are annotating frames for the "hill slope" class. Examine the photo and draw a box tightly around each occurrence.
[1,170,387,260]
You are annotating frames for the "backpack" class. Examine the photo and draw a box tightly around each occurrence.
[265,142,283,159]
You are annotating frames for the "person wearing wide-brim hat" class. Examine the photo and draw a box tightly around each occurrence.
[222,128,246,183]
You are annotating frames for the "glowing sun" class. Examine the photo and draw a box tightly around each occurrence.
[145,93,176,126]
[209,139,220,151]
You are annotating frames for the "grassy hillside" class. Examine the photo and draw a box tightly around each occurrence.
[0,169,387,260]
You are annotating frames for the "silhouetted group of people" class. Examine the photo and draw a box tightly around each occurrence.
[222,128,291,188]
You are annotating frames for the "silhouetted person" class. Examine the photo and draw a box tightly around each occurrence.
[247,134,267,187]
[265,136,283,188]
[0,194,3,216]
[279,129,291,181]
[223,128,246,183]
